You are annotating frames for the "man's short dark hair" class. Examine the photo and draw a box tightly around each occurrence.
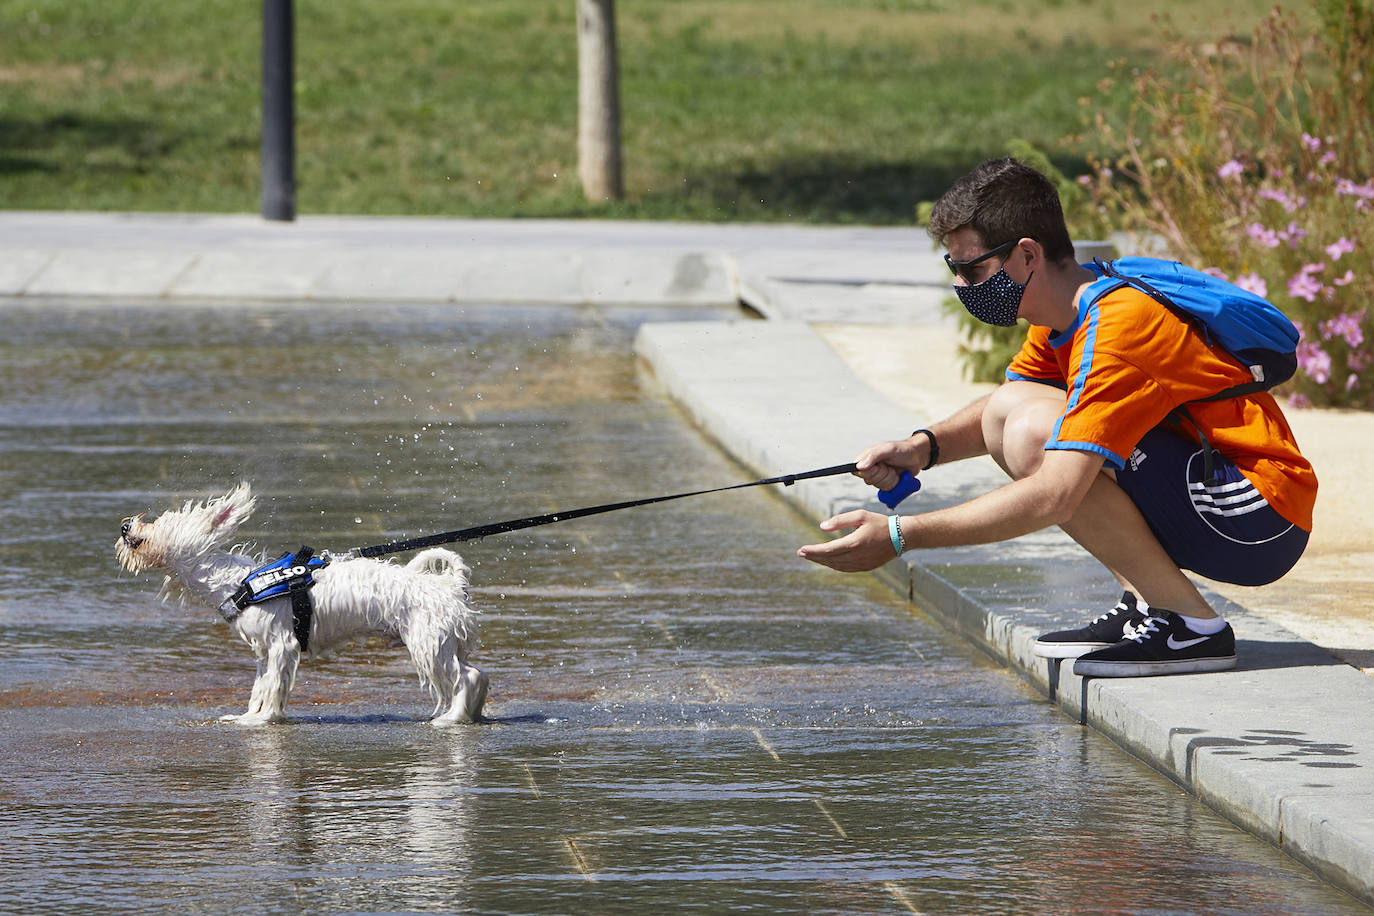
[927,158,1076,262]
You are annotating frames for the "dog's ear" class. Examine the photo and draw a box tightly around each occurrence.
[211,504,237,530]
[210,482,256,532]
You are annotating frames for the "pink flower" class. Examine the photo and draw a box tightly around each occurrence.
[1325,237,1356,261]
[1320,313,1365,349]
[1217,159,1244,180]
[1247,223,1281,248]
[1279,221,1308,248]
[1302,133,1322,152]
[1234,273,1268,297]
[1202,267,1229,280]
[1288,392,1312,409]
[1319,151,1338,167]
[1335,178,1374,200]
[1333,269,1356,287]
[1288,265,1325,303]
[1297,340,1332,384]
[1348,373,1360,392]
[1259,188,1299,212]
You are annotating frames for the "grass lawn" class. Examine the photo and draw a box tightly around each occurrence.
[0,0,1290,224]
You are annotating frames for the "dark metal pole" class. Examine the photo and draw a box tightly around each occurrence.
[261,0,295,221]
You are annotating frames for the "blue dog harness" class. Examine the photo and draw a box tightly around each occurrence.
[220,545,329,652]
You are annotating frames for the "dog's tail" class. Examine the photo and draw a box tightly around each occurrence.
[406,548,471,587]
[404,548,477,661]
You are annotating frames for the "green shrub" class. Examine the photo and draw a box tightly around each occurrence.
[1078,0,1374,408]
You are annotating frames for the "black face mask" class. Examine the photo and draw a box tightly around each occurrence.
[954,267,1032,327]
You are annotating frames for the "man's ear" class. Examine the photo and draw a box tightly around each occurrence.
[1015,236,1045,268]
[1007,237,1044,282]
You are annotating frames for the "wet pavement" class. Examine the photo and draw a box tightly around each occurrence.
[2,300,1368,913]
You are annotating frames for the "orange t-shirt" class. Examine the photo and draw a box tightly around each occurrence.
[1006,284,1317,530]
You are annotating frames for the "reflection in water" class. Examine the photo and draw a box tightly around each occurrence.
[0,301,1365,914]
[232,727,480,912]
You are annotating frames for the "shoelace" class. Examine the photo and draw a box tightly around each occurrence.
[1094,602,1147,640]
[1092,602,1129,625]
[1128,615,1166,644]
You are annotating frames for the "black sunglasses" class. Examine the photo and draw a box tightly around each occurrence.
[943,240,1017,282]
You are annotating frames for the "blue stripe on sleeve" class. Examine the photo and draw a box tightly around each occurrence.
[1046,440,1125,470]
[1049,298,1101,448]
[1005,370,1068,389]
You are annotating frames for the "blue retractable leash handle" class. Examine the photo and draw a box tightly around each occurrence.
[354,462,922,559]
[877,470,920,508]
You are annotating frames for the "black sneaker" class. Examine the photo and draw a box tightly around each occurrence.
[1033,591,1148,659]
[1073,610,1237,677]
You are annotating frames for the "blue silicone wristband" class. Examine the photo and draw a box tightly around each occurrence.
[888,514,904,556]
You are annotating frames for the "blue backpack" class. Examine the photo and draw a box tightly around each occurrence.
[1086,257,1299,401]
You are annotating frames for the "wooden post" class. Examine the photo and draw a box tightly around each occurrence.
[576,0,623,202]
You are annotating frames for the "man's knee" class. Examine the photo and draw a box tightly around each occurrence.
[984,381,1065,478]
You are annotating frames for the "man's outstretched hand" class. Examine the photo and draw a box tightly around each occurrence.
[797,510,901,572]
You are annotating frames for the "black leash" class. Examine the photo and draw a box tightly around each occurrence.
[351,463,918,559]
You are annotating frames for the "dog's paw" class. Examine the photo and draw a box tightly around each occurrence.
[220,712,281,727]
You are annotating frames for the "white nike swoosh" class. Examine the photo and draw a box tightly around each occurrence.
[1167,635,1211,650]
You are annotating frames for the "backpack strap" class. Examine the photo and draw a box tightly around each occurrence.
[1166,406,1222,486]
[1092,258,1268,402]
[1095,257,1214,347]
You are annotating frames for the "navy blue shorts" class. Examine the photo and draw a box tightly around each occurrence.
[1114,425,1308,586]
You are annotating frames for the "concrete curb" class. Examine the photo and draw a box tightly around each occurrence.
[635,319,1374,907]
[0,211,931,308]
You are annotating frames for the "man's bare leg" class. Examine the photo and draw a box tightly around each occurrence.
[982,381,1216,618]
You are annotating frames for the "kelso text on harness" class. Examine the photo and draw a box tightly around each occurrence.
[247,563,309,593]
[221,546,330,652]
[229,547,330,611]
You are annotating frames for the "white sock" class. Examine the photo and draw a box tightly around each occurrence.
[1177,613,1226,635]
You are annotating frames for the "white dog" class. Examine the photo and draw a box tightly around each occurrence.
[115,483,486,726]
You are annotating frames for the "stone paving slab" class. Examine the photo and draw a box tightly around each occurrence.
[0,249,53,296]
[0,211,927,307]
[310,249,476,302]
[23,248,196,298]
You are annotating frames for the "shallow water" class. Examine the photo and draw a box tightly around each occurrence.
[0,300,1366,914]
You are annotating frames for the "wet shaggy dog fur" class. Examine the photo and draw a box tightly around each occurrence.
[115,483,486,726]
